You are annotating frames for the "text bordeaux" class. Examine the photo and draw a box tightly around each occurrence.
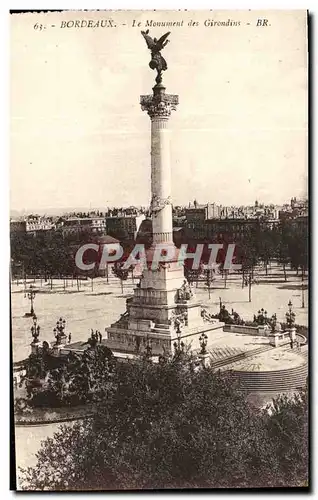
[60,19,116,28]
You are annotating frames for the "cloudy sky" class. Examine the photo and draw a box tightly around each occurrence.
[10,10,308,212]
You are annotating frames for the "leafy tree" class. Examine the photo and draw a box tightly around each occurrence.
[258,227,276,276]
[237,235,259,290]
[183,263,203,288]
[112,262,130,294]
[21,345,115,408]
[277,237,290,282]
[263,386,308,486]
[204,267,215,299]
[19,357,308,490]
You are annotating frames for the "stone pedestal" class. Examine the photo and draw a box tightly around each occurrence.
[52,336,67,356]
[198,352,210,368]
[269,334,279,347]
[289,327,297,343]
[30,341,41,355]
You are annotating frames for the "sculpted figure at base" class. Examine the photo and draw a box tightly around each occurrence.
[178,280,193,301]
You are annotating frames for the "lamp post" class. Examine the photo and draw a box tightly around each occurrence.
[53,317,66,345]
[27,285,36,317]
[199,333,208,355]
[145,336,153,359]
[173,321,185,356]
[269,313,277,333]
[173,338,185,355]
[31,316,40,343]
[285,300,296,329]
[301,282,305,308]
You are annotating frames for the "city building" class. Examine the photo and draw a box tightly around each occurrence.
[62,217,106,237]
[106,214,145,241]
[26,216,55,235]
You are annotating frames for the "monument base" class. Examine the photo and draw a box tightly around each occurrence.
[105,257,224,357]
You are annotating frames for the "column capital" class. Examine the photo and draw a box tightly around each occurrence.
[140,85,178,119]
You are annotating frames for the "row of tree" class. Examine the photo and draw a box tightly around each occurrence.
[10,220,308,293]
[236,222,308,280]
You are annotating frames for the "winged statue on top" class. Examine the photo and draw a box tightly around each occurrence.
[141,30,170,84]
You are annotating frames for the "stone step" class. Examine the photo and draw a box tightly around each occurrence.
[230,363,308,391]
[210,344,273,370]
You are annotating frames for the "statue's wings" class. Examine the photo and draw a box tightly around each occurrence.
[141,31,156,50]
[157,32,170,46]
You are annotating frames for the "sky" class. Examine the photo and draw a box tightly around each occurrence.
[10,10,308,212]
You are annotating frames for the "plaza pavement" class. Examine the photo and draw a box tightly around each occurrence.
[11,263,308,363]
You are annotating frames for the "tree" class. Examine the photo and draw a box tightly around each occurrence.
[218,262,229,289]
[204,267,215,300]
[21,345,115,408]
[19,357,308,490]
[263,385,308,486]
[237,235,259,290]
[112,262,130,294]
[258,227,276,276]
[277,238,290,282]
[183,263,203,288]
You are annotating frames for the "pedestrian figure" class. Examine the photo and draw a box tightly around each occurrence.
[68,333,72,344]
[290,340,293,349]
[99,331,102,343]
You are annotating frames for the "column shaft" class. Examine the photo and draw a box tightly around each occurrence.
[151,118,173,243]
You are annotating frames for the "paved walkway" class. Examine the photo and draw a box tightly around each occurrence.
[11,264,308,362]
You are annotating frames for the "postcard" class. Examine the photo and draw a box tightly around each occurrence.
[11,10,308,491]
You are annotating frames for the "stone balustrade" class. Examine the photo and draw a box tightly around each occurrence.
[223,324,271,336]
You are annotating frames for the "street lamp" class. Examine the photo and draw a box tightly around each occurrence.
[27,285,36,317]
[286,300,296,329]
[199,333,208,355]
[53,327,59,345]
[31,316,40,343]
[301,282,305,308]
[269,313,277,333]
[173,339,185,355]
[53,317,66,345]
[145,336,153,359]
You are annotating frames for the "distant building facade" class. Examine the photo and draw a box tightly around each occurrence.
[26,217,55,234]
[106,214,145,241]
[62,217,106,237]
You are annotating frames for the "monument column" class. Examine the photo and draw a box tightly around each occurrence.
[141,84,178,245]
[105,31,225,358]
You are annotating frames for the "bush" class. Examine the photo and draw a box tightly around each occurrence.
[21,345,116,408]
[19,356,308,490]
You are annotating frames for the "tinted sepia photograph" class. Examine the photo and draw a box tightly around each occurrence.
[10,10,308,490]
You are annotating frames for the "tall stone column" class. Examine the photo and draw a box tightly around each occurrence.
[105,33,225,358]
[141,84,178,245]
